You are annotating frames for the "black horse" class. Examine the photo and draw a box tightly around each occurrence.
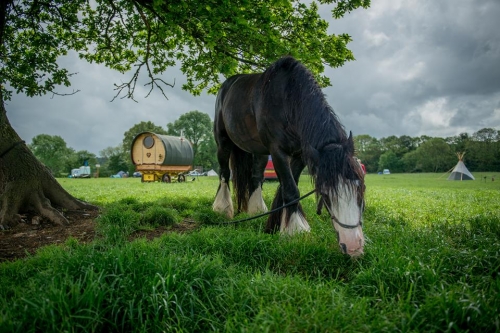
[213,56,365,256]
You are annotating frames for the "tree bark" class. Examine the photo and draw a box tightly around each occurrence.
[0,100,98,229]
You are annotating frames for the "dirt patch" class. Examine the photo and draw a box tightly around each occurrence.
[0,211,199,262]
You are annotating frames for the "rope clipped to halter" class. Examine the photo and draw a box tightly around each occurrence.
[0,141,25,159]
[211,189,316,225]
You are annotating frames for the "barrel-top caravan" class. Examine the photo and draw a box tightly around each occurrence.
[131,132,193,182]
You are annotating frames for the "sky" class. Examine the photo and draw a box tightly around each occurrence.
[7,0,500,156]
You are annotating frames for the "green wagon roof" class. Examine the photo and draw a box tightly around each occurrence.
[155,134,194,166]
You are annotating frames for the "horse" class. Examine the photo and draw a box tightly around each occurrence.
[212,56,365,257]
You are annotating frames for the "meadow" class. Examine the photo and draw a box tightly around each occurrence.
[1,173,499,332]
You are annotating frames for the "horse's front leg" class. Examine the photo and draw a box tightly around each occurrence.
[266,152,310,235]
[247,154,268,215]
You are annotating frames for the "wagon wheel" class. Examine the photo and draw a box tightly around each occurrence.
[162,174,171,183]
[178,174,186,183]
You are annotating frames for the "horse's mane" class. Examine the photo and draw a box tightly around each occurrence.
[262,56,363,196]
[262,56,347,148]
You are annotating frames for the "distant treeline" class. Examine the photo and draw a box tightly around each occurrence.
[355,128,500,173]
[29,127,499,177]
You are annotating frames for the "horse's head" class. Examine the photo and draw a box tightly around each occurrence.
[317,178,365,257]
[308,132,365,257]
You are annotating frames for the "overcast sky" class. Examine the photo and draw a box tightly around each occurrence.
[7,0,500,156]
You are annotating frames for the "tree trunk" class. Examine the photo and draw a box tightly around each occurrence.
[0,1,96,229]
[0,100,98,229]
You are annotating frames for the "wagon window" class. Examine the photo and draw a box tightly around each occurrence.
[143,135,155,149]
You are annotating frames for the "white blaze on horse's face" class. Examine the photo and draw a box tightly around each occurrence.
[324,181,364,257]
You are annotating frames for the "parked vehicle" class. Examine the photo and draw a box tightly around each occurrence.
[264,155,278,180]
[110,171,128,178]
[70,166,91,178]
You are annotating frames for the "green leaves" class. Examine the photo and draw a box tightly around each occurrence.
[2,0,369,101]
[2,0,87,99]
[324,0,372,19]
[28,134,74,175]
[122,120,167,151]
[166,111,216,169]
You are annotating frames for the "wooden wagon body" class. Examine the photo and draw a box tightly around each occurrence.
[131,132,194,183]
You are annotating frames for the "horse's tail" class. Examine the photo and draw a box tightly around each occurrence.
[230,146,253,213]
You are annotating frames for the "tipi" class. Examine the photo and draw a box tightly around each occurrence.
[206,169,218,177]
[448,153,475,181]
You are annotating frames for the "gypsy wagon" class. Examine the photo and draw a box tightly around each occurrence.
[131,132,193,183]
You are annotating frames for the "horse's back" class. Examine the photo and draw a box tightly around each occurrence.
[215,56,325,155]
[216,73,262,111]
[215,73,268,154]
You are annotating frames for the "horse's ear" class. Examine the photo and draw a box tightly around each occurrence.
[347,131,355,154]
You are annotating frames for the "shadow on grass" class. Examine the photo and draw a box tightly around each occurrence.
[93,196,361,282]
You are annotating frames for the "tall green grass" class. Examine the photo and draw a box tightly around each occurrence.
[1,174,499,332]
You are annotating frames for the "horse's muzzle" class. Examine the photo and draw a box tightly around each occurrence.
[340,241,364,257]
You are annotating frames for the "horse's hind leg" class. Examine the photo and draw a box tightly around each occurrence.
[266,184,284,233]
[213,136,234,218]
[247,155,268,214]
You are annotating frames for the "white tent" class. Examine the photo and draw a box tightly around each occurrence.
[206,169,218,177]
[448,153,474,181]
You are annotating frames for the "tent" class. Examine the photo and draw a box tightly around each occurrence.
[206,169,218,177]
[448,153,474,181]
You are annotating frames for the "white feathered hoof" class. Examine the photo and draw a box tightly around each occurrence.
[213,180,234,219]
[247,187,268,215]
[279,210,311,235]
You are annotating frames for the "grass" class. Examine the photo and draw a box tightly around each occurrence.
[1,174,499,332]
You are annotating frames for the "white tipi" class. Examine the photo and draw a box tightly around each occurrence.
[448,153,475,181]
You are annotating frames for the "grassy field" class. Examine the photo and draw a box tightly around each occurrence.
[1,173,499,332]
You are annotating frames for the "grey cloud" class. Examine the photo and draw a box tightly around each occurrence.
[324,0,500,138]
